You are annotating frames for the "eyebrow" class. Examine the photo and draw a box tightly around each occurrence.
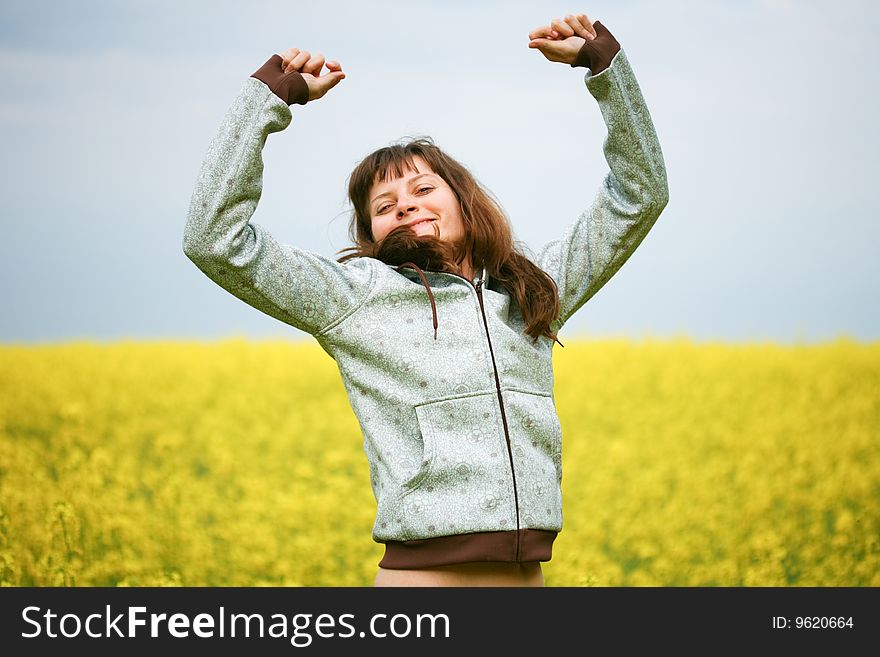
[371,174,438,207]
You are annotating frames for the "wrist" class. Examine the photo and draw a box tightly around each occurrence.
[568,21,620,75]
[250,54,310,106]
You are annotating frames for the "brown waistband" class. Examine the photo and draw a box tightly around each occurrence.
[378,529,558,570]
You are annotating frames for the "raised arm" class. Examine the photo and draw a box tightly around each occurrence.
[182,49,376,337]
[528,15,670,333]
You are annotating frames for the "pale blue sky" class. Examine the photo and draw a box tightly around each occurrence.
[1,0,878,345]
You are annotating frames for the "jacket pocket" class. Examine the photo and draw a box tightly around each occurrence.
[386,391,518,539]
[403,391,504,494]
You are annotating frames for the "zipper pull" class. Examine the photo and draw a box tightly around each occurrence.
[475,279,483,292]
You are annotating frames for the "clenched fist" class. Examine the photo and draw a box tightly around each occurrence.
[251,47,346,106]
[528,13,620,75]
[529,13,597,64]
[279,47,345,102]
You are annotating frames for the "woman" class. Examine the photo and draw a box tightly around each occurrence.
[183,12,669,587]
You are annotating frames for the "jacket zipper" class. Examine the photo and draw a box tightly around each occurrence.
[475,278,522,560]
[418,268,523,558]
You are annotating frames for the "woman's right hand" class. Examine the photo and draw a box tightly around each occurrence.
[280,47,346,102]
[528,13,597,65]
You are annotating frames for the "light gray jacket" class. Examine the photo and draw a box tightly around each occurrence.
[183,42,669,569]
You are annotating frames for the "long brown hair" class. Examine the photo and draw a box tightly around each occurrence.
[337,137,561,345]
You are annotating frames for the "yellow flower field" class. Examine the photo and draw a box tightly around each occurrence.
[0,337,877,587]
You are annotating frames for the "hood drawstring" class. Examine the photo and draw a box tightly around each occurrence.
[396,262,439,340]
[395,263,565,348]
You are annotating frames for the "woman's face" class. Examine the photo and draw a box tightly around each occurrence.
[368,155,465,244]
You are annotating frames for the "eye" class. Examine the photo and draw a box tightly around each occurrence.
[375,186,434,214]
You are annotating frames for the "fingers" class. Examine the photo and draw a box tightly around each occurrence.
[529,14,596,43]
[550,18,575,38]
[289,50,311,72]
[528,37,567,62]
[528,25,555,40]
[279,48,344,78]
[570,13,597,39]
[276,47,346,102]
[280,47,299,71]
[528,38,548,53]
[528,37,561,52]
[323,60,345,84]
[324,70,346,89]
[279,48,314,73]
[302,52,325,77]
[312,66,346,99]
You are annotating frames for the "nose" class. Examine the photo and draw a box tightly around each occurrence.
[396,200,418,219]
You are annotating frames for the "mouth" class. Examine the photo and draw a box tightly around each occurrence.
[407,218,436,228]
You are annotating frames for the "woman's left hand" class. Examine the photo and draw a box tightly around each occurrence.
[528,13,597,65]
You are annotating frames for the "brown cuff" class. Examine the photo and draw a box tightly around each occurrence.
[570,20,621,75]
[250,54,310,106]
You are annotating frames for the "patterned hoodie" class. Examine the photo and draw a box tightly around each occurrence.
[182,21,669,569]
